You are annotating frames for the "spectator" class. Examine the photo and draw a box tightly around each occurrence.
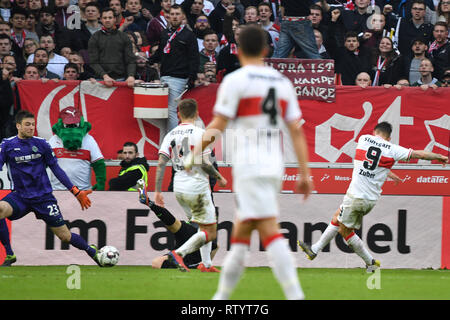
[355,71,372,87]
[78,2,102,50]
[327,11,371,85]
[216,23,241,77]
[134,51,159,82]
[54,0,73,29]
[146,0,170,46]
[400,36,429,84]
[60,46,72,60]
[272,0,320,59]
[27,34,69,78]
[88,7,136,88]
[194,14,212,51]
[1,54,21,78]
[120,0,149,32]
[360,13,389,52]
[117,149,125,160]
[108,141,150,191]
[68,51,96,80]
[27,0,42,16]
[22,63,40,79]
[314,29,331,59]
[441,68,450,86]
[148,4,199,132]
[244,5,258,23]
[199,29,218,72]
[411,58,442,87]
[396,77,411,87]
[194,71,206,86]
[23,37,38,60]
[32,48,60,79]
[397,0,434,56]
[24,11,39,41]
[0,33,25,75]
[108,0,125,28]
[334,0,372,36]
[435,0,450,25]
[204,67,216,83]
[62,62,80,80]
[428,22,450,80]
[10,7,38,49]
[258,2,280,50]
[182,0,206,29]
[369,36,402,86]
[0,64,15,140]
[78,0,94,23]
[0,0,12,22]
[35,6,83,53]
[208,0,241,35]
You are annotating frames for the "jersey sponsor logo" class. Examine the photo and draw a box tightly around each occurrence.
[15,153,42,163]
[52,148,91,161]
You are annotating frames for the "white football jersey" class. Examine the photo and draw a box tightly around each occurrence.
[159,123,211,194]
[213,64,302,179]
[48,134,104,190]
[348,134,412,200]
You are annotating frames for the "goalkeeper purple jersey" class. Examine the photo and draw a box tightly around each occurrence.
[0,136,58,199]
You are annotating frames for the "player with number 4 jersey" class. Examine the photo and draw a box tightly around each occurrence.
[298,121,448,273]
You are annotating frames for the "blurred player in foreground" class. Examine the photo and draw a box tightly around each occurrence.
[185,25,314,300]
[298,121,448,272]
[155,99,227,272]
[0,110,102,266]
[136,179,219,270]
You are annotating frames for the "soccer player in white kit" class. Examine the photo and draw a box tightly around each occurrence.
[155,98,227,272]
[298,121,448,272]
[185,25,314,300]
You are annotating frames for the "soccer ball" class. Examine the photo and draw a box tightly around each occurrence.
[98,246,120,267]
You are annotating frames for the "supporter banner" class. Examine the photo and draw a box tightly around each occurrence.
[264,58,335,102]
[7,192,447,269]
[17,81,450,164]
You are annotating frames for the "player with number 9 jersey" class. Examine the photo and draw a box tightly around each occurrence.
[348,133,412,201]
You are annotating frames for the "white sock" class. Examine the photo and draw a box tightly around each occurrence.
[212,243,248,300]
[200,241,212,268]
[176,230,207,258]
[345,232,373,265]
[311,221,339,254]
[266,236,305,300]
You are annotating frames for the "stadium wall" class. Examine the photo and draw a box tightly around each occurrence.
[1,191,449,269]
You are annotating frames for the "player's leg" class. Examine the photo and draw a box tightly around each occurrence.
[257,217,305,300]
[337,198,379,270]
[0,200,14,220]
[0,218,16,266]
[299,208,340,259]
[212,219,253,300]
[50,224,98,260]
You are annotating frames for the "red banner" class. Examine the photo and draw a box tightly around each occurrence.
[17,81,450,165]
[264,58,336,102]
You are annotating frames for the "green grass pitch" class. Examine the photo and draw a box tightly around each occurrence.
[1,266,449,300]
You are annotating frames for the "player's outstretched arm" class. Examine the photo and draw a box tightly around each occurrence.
[286,121,314,200]
[155,153,170,207]
[410,150,449,166]
[388,171,402,186]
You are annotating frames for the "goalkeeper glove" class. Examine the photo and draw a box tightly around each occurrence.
[71,186,92,210]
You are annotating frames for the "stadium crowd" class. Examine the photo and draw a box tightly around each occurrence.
[0,0,449,139]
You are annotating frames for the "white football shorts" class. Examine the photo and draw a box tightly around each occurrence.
[233,175,282,221]
[175,191,217,225]
[337,193,377,229]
